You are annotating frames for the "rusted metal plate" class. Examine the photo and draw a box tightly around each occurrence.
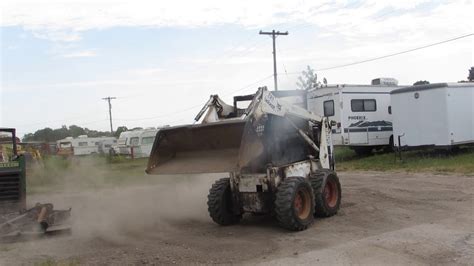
[282,160,315,179]
[240,192,271,213]
[238,174,268,192]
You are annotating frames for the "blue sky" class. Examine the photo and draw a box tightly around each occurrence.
[1,0,472,137]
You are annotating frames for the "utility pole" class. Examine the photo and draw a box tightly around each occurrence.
[102,97,116,134]
[259,30,288,91]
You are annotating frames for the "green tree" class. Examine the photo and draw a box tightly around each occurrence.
[114,126,128,137]
[69,125,86,137]
[22,125,112,142]
[296,65,318,90]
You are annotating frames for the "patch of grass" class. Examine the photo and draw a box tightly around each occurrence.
[25,146,473,194]
[0,246,13,252]
[335,146,474,174]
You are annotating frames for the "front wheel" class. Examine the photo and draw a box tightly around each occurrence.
[274,177,315,231]
[310,170,341,217]
[207,178,241,225]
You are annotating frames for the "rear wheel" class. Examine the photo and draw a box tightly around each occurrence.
[207,178,241,225]
[310,170,341,217]
[274,177,315,231]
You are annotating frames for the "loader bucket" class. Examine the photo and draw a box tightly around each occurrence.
[146,120,247,174]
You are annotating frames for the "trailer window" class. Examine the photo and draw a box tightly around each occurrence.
[323,100,335,116]
[59,142,71,148]
[141,137,155,145]
[351,99,376,112]
[130,137,139,146]
[78,142,88,147]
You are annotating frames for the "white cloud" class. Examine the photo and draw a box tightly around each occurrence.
[31,29,82,42]
[2,0,473,134]
[128,67,163,77]
[4,0,468,43]
[61,49,97,58]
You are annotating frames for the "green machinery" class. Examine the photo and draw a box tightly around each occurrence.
[0,128,71,238]
[0,128,26,213]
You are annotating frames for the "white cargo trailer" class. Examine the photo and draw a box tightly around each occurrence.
[56,136,117,156]
[391,82,474,148]
[307,78,401,155]
[112,128,167,158]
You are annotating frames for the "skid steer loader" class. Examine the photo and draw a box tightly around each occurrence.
[146,87,341,231]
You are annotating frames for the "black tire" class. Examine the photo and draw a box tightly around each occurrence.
[274,177,315,231]
[207,178,241,226]
[310,170,341,217]
[353,146,373,156]
[383,135,395,153]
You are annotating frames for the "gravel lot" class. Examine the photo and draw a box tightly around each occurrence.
[1,171,472,265]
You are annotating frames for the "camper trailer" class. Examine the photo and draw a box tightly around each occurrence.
[391,82,474,149]
[56,136,117,156]
[113,128,164,158]
[307,78,401,155]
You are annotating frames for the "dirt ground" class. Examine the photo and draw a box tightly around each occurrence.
[1,171,473,265]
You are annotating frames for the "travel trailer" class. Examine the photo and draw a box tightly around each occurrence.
[113,127,167,158]
[307,78,402,155]
[391,82,474,149]
[56,136,117,156]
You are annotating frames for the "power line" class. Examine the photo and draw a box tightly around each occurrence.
[222,74,274,96]
[21,32,472,131]
[114,74,274,123]
[284,33,474,75]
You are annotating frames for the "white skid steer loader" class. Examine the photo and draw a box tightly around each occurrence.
[146,87,341,231]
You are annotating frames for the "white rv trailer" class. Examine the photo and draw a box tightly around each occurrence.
[113,128,163,158]
[307,78,402,155]
[113,131,138,156]
[56,136,117,156]
[391,82,474,149]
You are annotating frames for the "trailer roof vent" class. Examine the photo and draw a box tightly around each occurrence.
[371,78,398,86]
[78,135,88,138]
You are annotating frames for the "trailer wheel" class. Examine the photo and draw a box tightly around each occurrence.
[310,171,341,217]
[274,177,314,231]
[353,146,373,156]
[207,178,241,226]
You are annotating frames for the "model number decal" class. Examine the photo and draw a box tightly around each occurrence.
[0,161,20,168]
[264,93,282,112]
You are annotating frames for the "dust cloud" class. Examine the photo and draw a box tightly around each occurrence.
[28,157,224,244]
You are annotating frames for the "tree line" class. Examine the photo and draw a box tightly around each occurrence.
[22,125,133,142]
